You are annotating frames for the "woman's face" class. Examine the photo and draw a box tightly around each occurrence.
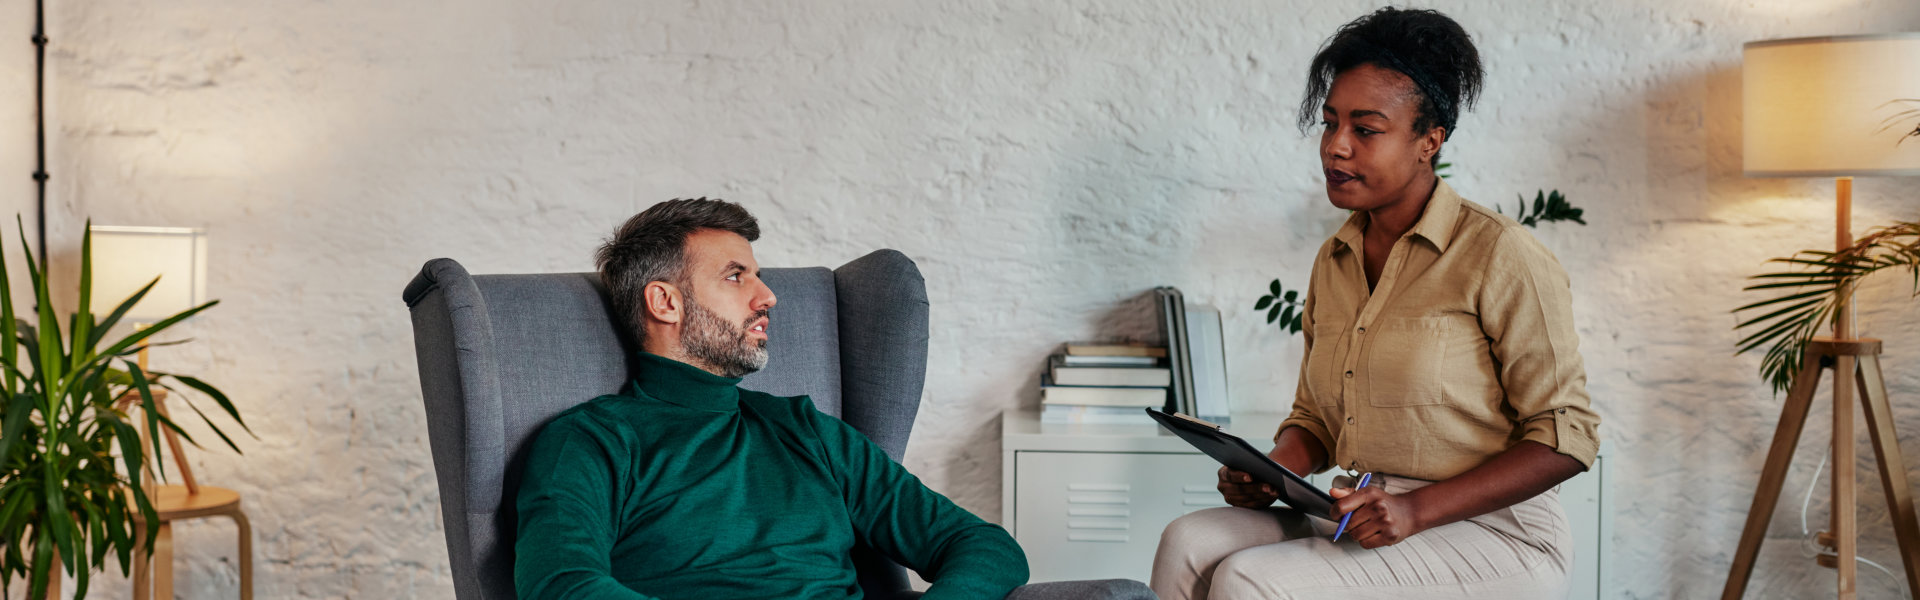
[1318,63,1444,213]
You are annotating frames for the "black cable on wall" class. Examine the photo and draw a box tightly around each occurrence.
[31,0,48,265]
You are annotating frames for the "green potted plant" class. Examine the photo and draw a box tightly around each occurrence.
[0,221,247,599]
[1734,220,1920,393]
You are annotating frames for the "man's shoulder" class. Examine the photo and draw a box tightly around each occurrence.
[531,394,643,440]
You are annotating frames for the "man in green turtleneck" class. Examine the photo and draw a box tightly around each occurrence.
[513,199,1027,599]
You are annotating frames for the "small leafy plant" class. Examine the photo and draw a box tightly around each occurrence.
[1733,221,1920,394]
[1498,190,1586,227]
[0,220,247,599]
[1254,279,1305,334]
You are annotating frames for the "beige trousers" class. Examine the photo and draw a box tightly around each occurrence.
[1150,474,1572,600]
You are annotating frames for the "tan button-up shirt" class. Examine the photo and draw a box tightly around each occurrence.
[1279,179,1600,481]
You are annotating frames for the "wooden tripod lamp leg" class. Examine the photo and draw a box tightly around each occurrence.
[1857,355,1920,595]
[1723,351,1829,599]
[153,397,199,495]
[1835,353,1857,599]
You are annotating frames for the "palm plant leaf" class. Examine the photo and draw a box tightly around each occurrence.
[1747,271,1853,279]
[0,394,29,470]
[1732,298,1822,332]
[71,221,92,372]
[0,225,14,397]
[1732,286,1834,312]
[173,395,240,453]
[1739,280,1843,292]
[41,459,73,574]
[16,220,62,406]
[85,278,158,351]
[86,301,217,383]
[160,374,252,437]
[111,420,158,551]
[1735,221,1920,394]
[26,528,50,600]
[1736,308,1820,353]
[124,361,170,480]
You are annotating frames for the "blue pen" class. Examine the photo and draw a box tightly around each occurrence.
[1332,472,1373,542]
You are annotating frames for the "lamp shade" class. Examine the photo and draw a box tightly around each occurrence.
[1743,33,1920,177]
[88,226,208,323]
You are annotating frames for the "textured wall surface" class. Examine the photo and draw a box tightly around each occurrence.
[5,0,1920,598]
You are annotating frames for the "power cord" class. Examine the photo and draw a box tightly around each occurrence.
[1798,447,1906,597]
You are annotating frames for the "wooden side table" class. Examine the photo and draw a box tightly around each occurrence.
[132,485,253,600]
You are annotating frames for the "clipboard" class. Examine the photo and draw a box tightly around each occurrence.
[1145,408,1338,520]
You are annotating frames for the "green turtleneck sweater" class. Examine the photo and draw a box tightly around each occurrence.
[513,353,1027,600]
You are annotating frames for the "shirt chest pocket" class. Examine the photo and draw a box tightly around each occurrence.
[1365,317,1454,407]
[1304,322,1346,407]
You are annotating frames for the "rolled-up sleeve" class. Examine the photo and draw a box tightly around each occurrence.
[1477,228,1601,469]
[1277,285,1336,470]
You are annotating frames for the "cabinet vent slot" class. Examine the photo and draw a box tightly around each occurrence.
[1066,520,1129,530]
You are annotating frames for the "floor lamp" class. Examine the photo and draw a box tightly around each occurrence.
[1722,34,1920,600]
[89,226,251,600]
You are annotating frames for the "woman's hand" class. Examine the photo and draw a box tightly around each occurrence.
[1216,467,1279,509]
[1329,485,1426,549]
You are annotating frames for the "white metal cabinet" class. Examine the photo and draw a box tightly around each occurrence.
[1012,451,1220,581]
[1001,410,1608,598]
[1561,450,1609,600]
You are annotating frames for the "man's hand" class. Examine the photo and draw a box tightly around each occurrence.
[1216,466,1280,509]
[1329,485,1426,549]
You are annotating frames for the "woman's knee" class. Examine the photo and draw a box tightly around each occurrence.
[1156,508,1250,564]
[1210,549,1296,600]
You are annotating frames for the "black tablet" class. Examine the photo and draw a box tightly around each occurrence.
[1146,408,1338,520]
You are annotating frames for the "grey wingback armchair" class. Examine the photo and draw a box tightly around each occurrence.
[403,249,1152,600]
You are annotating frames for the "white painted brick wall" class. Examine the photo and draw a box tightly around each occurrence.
[3,0,1919,598]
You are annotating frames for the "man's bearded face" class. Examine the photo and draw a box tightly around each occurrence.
[681,292,769,378]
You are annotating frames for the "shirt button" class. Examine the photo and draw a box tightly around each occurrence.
[1559,408,1567,414]
[1346,416,1354,424]
[1344,370,1354,379]
[1357,327,1366,334]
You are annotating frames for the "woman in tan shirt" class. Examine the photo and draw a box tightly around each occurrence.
[1151,7,1602,599]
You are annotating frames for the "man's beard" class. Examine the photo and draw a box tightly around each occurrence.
[681,296,769,378]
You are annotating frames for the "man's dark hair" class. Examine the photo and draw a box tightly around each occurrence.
[596,198,760,347]
[1297,6,1484,164]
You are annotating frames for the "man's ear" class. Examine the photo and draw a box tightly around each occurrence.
[644,281,684,325]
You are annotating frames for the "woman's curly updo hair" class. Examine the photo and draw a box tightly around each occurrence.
[1298,7,1484,164]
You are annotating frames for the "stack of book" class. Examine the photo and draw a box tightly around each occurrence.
[1040,343,1171,425]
